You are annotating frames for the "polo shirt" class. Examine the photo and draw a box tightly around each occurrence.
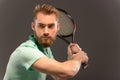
[3,35,54,80]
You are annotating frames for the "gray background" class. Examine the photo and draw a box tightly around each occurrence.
[0,0,120,80]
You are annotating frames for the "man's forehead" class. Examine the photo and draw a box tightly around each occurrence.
[37,12,56,19]
[35,20,58,25]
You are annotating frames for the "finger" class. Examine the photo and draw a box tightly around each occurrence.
[71,46,82,53]
[67,44,73,55]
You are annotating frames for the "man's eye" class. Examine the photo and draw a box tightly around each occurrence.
[48,24,55,29]
[38,24,45,28]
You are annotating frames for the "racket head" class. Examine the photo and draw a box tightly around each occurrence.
[57,8,76,37]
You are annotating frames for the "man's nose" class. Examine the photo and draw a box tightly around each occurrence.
[44,27,48,33]
[43,27,49,36]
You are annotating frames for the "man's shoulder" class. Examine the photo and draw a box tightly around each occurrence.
[13,40,42,56]
[19,40,37,48]
[14,40,38,53]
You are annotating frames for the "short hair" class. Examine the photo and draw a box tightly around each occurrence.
[33,4,59,21]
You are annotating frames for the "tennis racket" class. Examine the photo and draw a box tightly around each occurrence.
[57,8,88,69]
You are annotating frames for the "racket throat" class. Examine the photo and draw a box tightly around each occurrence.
[57,35,70,44]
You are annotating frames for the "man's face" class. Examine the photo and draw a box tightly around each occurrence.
[32,12,59,48]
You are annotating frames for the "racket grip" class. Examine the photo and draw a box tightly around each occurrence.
[82,62,88,69]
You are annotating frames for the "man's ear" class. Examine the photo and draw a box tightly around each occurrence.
[31,22,35,31]
[57,23,60,31]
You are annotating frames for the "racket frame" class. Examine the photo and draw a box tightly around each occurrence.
[57,8,76,43]
[56,8,88,69]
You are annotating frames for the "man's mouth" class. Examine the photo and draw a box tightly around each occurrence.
[42,36,51,40]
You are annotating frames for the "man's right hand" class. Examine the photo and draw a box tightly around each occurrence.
[67,43,88,64]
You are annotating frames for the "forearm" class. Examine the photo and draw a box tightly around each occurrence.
[32,57,81,78]
[51,75,67,80]
[54,78,67,80]
[50,60,81,79]
[62,60,81,77]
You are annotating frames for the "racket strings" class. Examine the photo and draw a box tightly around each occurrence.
[58,11,74,36]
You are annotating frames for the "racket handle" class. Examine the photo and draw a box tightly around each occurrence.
[82,62,88,69]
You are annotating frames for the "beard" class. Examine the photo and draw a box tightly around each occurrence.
[34,33,57,48]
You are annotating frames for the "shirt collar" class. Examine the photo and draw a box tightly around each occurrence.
[29,35,44,53]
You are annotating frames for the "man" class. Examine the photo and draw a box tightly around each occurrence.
[4,4,88,80]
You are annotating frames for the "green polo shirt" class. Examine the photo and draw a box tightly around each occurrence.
[4,35,54,80]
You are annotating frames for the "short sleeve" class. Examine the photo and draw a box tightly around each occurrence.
[15,47,45,70]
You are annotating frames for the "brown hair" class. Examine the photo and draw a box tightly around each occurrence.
[33,4,59,21]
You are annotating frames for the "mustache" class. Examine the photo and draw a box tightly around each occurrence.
[40,36,52,39]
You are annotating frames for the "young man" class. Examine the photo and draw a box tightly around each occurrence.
[4,4,88,80]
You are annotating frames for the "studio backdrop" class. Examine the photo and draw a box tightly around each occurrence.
[0,0,120,80]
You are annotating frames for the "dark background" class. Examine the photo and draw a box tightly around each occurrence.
[0,0,120,80]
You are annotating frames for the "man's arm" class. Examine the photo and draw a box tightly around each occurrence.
[32,43,88,79]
